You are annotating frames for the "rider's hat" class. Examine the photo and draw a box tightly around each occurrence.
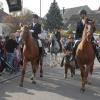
[80,9,87,15]
[32,14,39,19]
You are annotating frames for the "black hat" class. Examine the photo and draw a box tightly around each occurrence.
[80,9,87,15]
[33,14,38,19]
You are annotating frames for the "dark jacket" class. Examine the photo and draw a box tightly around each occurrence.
[75,20,85,39]
[65,42,74,51]
[75,19,96,40]
[30,23,41,39]
[55,31,61,42]
[5,39,18,53]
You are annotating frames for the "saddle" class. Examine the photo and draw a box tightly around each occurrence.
[32,38,43,57]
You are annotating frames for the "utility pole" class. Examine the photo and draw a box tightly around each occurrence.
[40,0,41,17]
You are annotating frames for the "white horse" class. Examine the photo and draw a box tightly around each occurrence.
[49,33,61,67]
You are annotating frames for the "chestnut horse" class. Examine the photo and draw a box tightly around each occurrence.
[76,21,95,92]
[19,25,43,87]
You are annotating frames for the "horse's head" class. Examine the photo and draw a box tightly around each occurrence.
[82,18,95,41]
[21,25,30,41]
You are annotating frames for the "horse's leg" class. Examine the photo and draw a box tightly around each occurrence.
[58,53,62,64]
[31,60,38,84]
[40,57,43,77]
[57,53,60,64]
[70,64,74,77]
[54,53,57,66]
[51,53,55,67]
[80,65,86,92]
[50,54,52,67]
[86,62,94,85]
[19,59,27,87]
[70,60,75,75]
[64,63,68,78]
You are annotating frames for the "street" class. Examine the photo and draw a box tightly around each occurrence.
[0,54,100,100]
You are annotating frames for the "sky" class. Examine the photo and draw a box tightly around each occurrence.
[0,0,100,17]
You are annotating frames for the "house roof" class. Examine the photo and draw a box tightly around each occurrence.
[0,9,9,22]
[66,13,100,30]
[61,5,94,20]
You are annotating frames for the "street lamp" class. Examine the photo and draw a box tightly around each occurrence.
[6,0,22,12]
[40,0,41,17]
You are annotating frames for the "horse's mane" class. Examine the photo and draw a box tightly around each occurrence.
[81,24,89,42]
[22,25,33,41]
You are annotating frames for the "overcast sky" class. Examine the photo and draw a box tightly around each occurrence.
[0,0,100,17]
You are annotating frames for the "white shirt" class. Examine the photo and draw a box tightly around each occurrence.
[32,22,36,27]
[29,22,36,33]
[82,19,85,25]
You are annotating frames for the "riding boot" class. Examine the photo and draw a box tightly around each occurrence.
[39,47,43,57]
[70,41,80,69]
[92,41,100,62]
[61,56,65,67]
[59,42,62,52]
[71,41,80,61]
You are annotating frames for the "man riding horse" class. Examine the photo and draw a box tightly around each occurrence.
[29,14,43,79]
[29,14,43,54]
[73,9,100,62]
[51,27,62,52]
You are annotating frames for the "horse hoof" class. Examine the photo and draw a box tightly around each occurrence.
[71,74,73,77]
[32,81,36,84]
[87,81,92,85]
[80,88,85,93]
[30,77,33,80]
[19,84,23,87]
[64,74,67,79]
[40,74,43,77]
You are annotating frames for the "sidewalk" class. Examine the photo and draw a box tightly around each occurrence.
[0,63,31,84]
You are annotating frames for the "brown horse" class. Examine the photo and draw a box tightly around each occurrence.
[19,25,43,87]
[76,21,95,92]
[61,49,75,78]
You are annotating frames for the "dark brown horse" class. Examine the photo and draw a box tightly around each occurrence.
[76,21,95,92]
[61,49,75,78]
[19,25,43,87]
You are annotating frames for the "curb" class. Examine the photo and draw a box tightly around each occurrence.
[0,70,31,84]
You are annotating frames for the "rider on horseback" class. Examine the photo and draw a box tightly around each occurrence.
[29,14,43,55]
[73,9,100,62]
[52,27,62,52]
[29,14,44,80]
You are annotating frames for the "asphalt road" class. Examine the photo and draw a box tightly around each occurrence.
[0,54,100,100]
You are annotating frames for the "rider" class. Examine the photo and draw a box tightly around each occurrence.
[52,27,62,52]
[73,9,100,62]
[29,14,43,80]
[29,14,43,54]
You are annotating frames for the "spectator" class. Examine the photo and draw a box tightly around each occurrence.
[5,34,18,67]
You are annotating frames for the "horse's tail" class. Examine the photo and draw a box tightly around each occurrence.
[61,56,65,67]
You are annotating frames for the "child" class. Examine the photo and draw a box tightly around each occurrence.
[61,34,75,78]
[61,35,74,66]
[13,45,21,73]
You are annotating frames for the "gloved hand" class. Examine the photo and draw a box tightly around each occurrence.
[29,30,34,33]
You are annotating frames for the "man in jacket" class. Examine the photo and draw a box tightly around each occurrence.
[73,9,100,62]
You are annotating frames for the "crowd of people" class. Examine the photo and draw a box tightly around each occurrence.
[0,33,21,75]
[0,9,100,77]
